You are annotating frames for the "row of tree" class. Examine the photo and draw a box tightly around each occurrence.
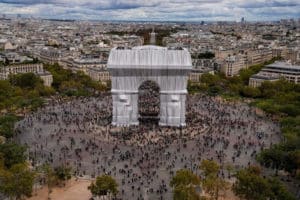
[170,160,295,200]
[45,63,109,96]
[0,149,295,200]
[0,73,53,112]
[44,161,295,200]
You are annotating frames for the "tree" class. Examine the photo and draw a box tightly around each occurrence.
[0,142,27,168]
[233,166,271,200]
[233,166,296,200]
[0,163,35,200]
[240,86,261,98]
[201,177,228,200]
[170,169,201,200]
[267,178,296,200]
[225,164,235,178]
[54,166,72,186]
[9,73,43,90]
[45,63,109,96]
[88,175,118,198]
[199,160,229,200]
[0,114,18,138]
[257,146,284,171]
[41,164,59,199]
[257,140,300,176]
[199,160,219,177]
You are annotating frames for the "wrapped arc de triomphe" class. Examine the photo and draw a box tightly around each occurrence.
[107,45,192,127]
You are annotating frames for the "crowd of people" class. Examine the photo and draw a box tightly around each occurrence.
[15,89,281,200]
[138,81,160,118]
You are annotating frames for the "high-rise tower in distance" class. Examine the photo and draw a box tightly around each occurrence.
[149,28,156,45]
[241,17,245,23]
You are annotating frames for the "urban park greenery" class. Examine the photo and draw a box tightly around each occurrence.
[233,166,295,200]
[170,160,230,200]
[45,63,109,96]
[170,169,201,200]
[88,174,118,198]
[0,75,50,112]
[199,160,229,200]
[0,63,109,113]
[0,143,35,200]
[0,163,35,200]
[0,114,19,138]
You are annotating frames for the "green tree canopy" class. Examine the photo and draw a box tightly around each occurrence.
[267,178,296,200]
[0,142,27,169]
[0,114,18,138]
[40,164,59,199]
[233,166,295,200]
[199,160,229,200]
[170,169,201,200]
[45,63,109,96]
[54,166,72,182]
[0,163,35,200]
[88,174,118,197]
[9,73,43,90]
[233,166,271,200]
[199,160,220,177]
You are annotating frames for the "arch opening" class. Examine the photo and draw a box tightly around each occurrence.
[138,80,160,125]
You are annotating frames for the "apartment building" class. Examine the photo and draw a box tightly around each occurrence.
[220,55,246,77]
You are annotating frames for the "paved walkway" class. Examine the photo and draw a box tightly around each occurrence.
[16,94,281,200]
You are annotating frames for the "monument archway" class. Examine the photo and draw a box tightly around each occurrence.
[138,80,160,125]
[107,45,192,127]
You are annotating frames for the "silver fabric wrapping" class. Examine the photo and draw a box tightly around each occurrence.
[108,45,192,127]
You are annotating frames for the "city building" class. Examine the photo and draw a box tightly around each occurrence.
[37,48,61,64]
[86,66,110,83]
[249,61,300,87]
[150,28,157,45]
[249,73,280,87]
[0,63,53,86]
[189,59,216,82]
[220,55,246,77]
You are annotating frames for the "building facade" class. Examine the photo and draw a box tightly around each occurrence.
[249,73,280,87]
[249,62,300,87]
[221,55,246,77]
[0,63,53,86]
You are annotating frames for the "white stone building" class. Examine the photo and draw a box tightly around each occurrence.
[249,73,280,87]
[0,63,53,86]
[221,55,246,77]
[249,62,300,87]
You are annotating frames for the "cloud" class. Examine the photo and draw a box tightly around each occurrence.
[232,0,300,8]
[0,0,299,21]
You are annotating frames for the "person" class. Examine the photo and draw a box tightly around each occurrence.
[15,86,280,200]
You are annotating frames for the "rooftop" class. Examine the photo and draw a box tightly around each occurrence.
[251,73,280,80]
[265,61,300,70]
[108,45,192,69]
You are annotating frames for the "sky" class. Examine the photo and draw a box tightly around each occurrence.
[0,0,299,21]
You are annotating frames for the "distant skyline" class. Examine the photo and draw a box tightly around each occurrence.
[0,0,299,22]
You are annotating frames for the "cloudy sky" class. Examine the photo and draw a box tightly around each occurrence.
[0,0,299,21]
